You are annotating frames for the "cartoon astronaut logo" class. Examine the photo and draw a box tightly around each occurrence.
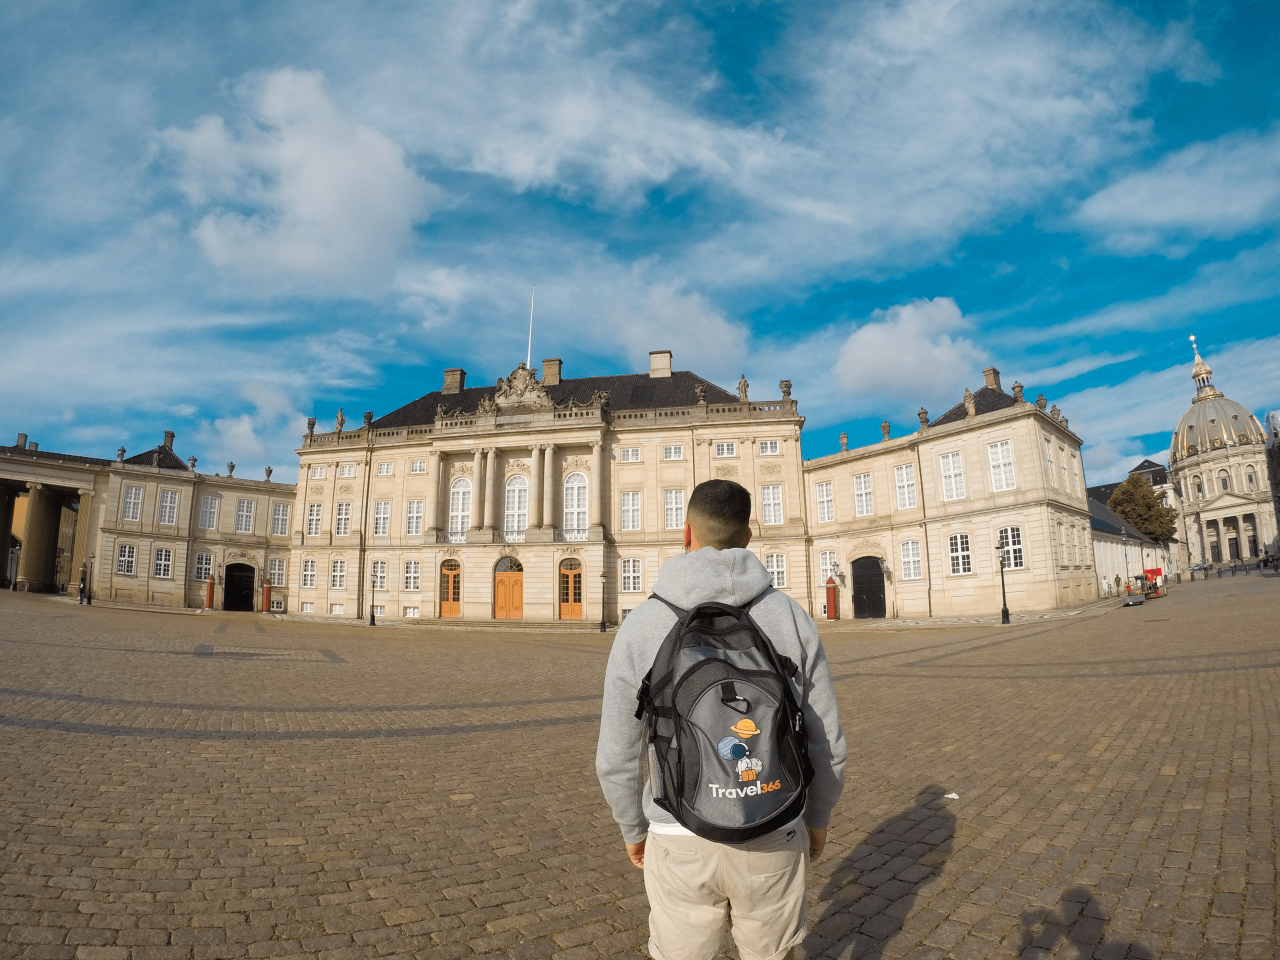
[718,719,765,782]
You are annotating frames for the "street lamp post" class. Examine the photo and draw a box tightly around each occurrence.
[997,549,1010,625]
[370,570,377,627]
[9,545,19,591]
[86,554,94,605]
[599,570,607,633]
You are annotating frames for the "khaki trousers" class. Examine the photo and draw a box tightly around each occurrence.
[643,825,809,960]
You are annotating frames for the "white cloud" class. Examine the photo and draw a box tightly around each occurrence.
[192,383,308,481]
[1018,352,1141,387]
[163,68,433,291]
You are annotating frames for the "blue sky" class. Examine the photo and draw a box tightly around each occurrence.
[2,0,1278,484]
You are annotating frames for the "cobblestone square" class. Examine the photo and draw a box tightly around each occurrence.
[2,573,1278,960]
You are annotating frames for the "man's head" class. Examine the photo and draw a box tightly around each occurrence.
[685,479,753,551]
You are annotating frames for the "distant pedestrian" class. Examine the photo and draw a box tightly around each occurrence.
[597,479,846,960]
[78,579,85,604]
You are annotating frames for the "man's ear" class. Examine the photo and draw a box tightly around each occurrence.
[741,527,752,548]
[684,521,693,551]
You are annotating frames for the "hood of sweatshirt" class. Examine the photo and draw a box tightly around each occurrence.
[650,547,773,610]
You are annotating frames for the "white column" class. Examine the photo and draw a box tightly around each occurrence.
[529,445,544,529]
[589,441,603,531]
[543,444,556,530]
[425,452,441,532]
[483,447,499,532]
[470,448,484,530]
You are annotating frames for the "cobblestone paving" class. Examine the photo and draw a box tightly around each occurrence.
[2,573,1279,960]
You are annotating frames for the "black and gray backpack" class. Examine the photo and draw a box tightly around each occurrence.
[634,591,813,843]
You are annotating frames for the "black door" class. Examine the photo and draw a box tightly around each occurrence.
[224,563,256,612]
[851,557,886,619]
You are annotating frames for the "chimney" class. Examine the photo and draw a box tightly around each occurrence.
[649,350,672,379]
[28,442,38,451]
[16,433,27,448]
[163,430,175,450]
[543,358,562,386]
[442,368,466,394]
[982,367,1002,391]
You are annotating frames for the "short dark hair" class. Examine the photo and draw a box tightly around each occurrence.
[687,479,752,549]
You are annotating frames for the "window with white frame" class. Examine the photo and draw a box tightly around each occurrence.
[371,605,385,616]
[377,462,393,476]
[854,473,873,517]
[663,445,684,461]
[761,485,783,525]
[404,560,420,591]
[449,478,471,542]
[619,447,641,463]
[268,557,286,586]
[815,481,834,523]
[300,602,314,613]
[505,476,529,535]
[1070,454,1081,495]
[998,526,1024,569]
[664,489,685,529]
[1056,523,1066,564]
[329,603,344,615]
[759,441,779,456]
[157,490,178,525]
[371,559,386,590]
[122,485,143,521]
[406,500,423,536]
[1044,438,1055,486]
[194,552,212,581]
[271,502,290,536]
[564,472,588,534]
[621,491,641,531]
[301,559,316,588]
[895,464,917,509]
[939,452,966,501]
[334,502,351,536]
[715,442,737,458]
[153,548,172,579]
[988,440,1016,492]
[306,503,321,536]
[900,541,922,580]
[1069,527,1077,563]
[199,495,218,530]
[621,558,642,592]
[310,464,326,479]
[1059,446,1068,489]
[402,606,420,618]
[373,501,391,536]
[116,543,136,575]
[765,553,787,588]
[339,463,355,478]
[234,498,255,533]
[409,460,427,474]
[819,550,838,583]
[330,559,346,589]
[948,533,972,574]
[270,599,284,612]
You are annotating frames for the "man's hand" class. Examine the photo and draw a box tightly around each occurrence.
[625,839,646,869]
[807,826,826,861]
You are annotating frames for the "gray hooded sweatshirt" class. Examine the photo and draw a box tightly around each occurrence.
[595,547,847,844]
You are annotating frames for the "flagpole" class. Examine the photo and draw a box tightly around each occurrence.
[527,286,535,368]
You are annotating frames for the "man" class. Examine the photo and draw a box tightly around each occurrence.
[596,479,847,960]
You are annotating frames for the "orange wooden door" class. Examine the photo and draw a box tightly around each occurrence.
[440,560,461,618]
[495,573,523,619]
[559,559,583,620]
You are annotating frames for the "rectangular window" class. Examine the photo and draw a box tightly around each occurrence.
[329,603,344,615]
[449,481,471,541]
[895,464,917,509]
[619,447,641,463]
[310,465,326,479]
[300,602,314,613]
[199,495,218,530]
[765,553,787,588]
[373,501,391,536]
[664,489,685,529]
[621,491,641,531]
[940,452,966,501]
[1044,438,1055,486]
[116,543,136,575]
[334,502,351,536]
[301,559,316,588]
[815,481,834,523]
[371,559,386,590]
[271,502,290,536]
[1070,454,1081,495]
[715,442,736,458]
[621,558,642,592]
[193,552,211,581]
[153,548,172,579]
[404,560,421,591]
[1059,446,1068,489]
[122,485,143,522]
[268,558,285,586]
[759,441,779,456]
[234,498,255,533]
[371,605,386,617]
[377,462,393,476]
[819,550,838,583]
[900,541,922,580]
[306,503,322,536]
[330,560,346,589]
[663,445,684,461]
[409,460,427,474]
[406,500,423,535]
[948,533,972,575]
[339,463,355,478]
[402,606,420,618]
[987,441,1016,492]
[854,473,874,517]
[761,485,783,525]
[157,490,178,525]
[998,526,1024,570]
[270,599,284,612]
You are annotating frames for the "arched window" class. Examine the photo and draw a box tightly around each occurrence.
[764,553,787,588]
[1193,475,1204,499]
[504,475,528,540]
[621,558,642,592]
[564,472,588,540]
[1246,467,1257,490]
[997,526,1024,569]
[948,534,971,575]
[900,541,922,580]
[448,478,471,543]
[1056,523,1066,565]
[1218,469,1231,492]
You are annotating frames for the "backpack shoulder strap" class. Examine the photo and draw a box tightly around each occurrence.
[649,593,688,619]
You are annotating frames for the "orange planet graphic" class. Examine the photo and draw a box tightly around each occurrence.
[730,718,760,738]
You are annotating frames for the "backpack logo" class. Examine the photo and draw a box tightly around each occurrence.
[720,720,764,781]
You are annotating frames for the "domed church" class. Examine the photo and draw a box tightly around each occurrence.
[1168,338,1277,564]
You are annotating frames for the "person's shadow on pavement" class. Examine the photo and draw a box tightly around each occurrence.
[800,785,956,959]
[1018,886,1156,959]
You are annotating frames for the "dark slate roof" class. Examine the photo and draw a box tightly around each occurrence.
[1,444,113,467]
[928,385,1020,427]
[372,370,740,429]
[1086,459,1171,505]
[1086,481,1122,505]
[1088,498,1158,543]
[124,444,190,471]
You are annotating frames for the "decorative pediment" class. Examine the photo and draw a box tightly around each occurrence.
[504,460,529,476]
[847,540,885,560]
[450,463,474,477]
[495,362,554,411]
[563,456,590,474]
